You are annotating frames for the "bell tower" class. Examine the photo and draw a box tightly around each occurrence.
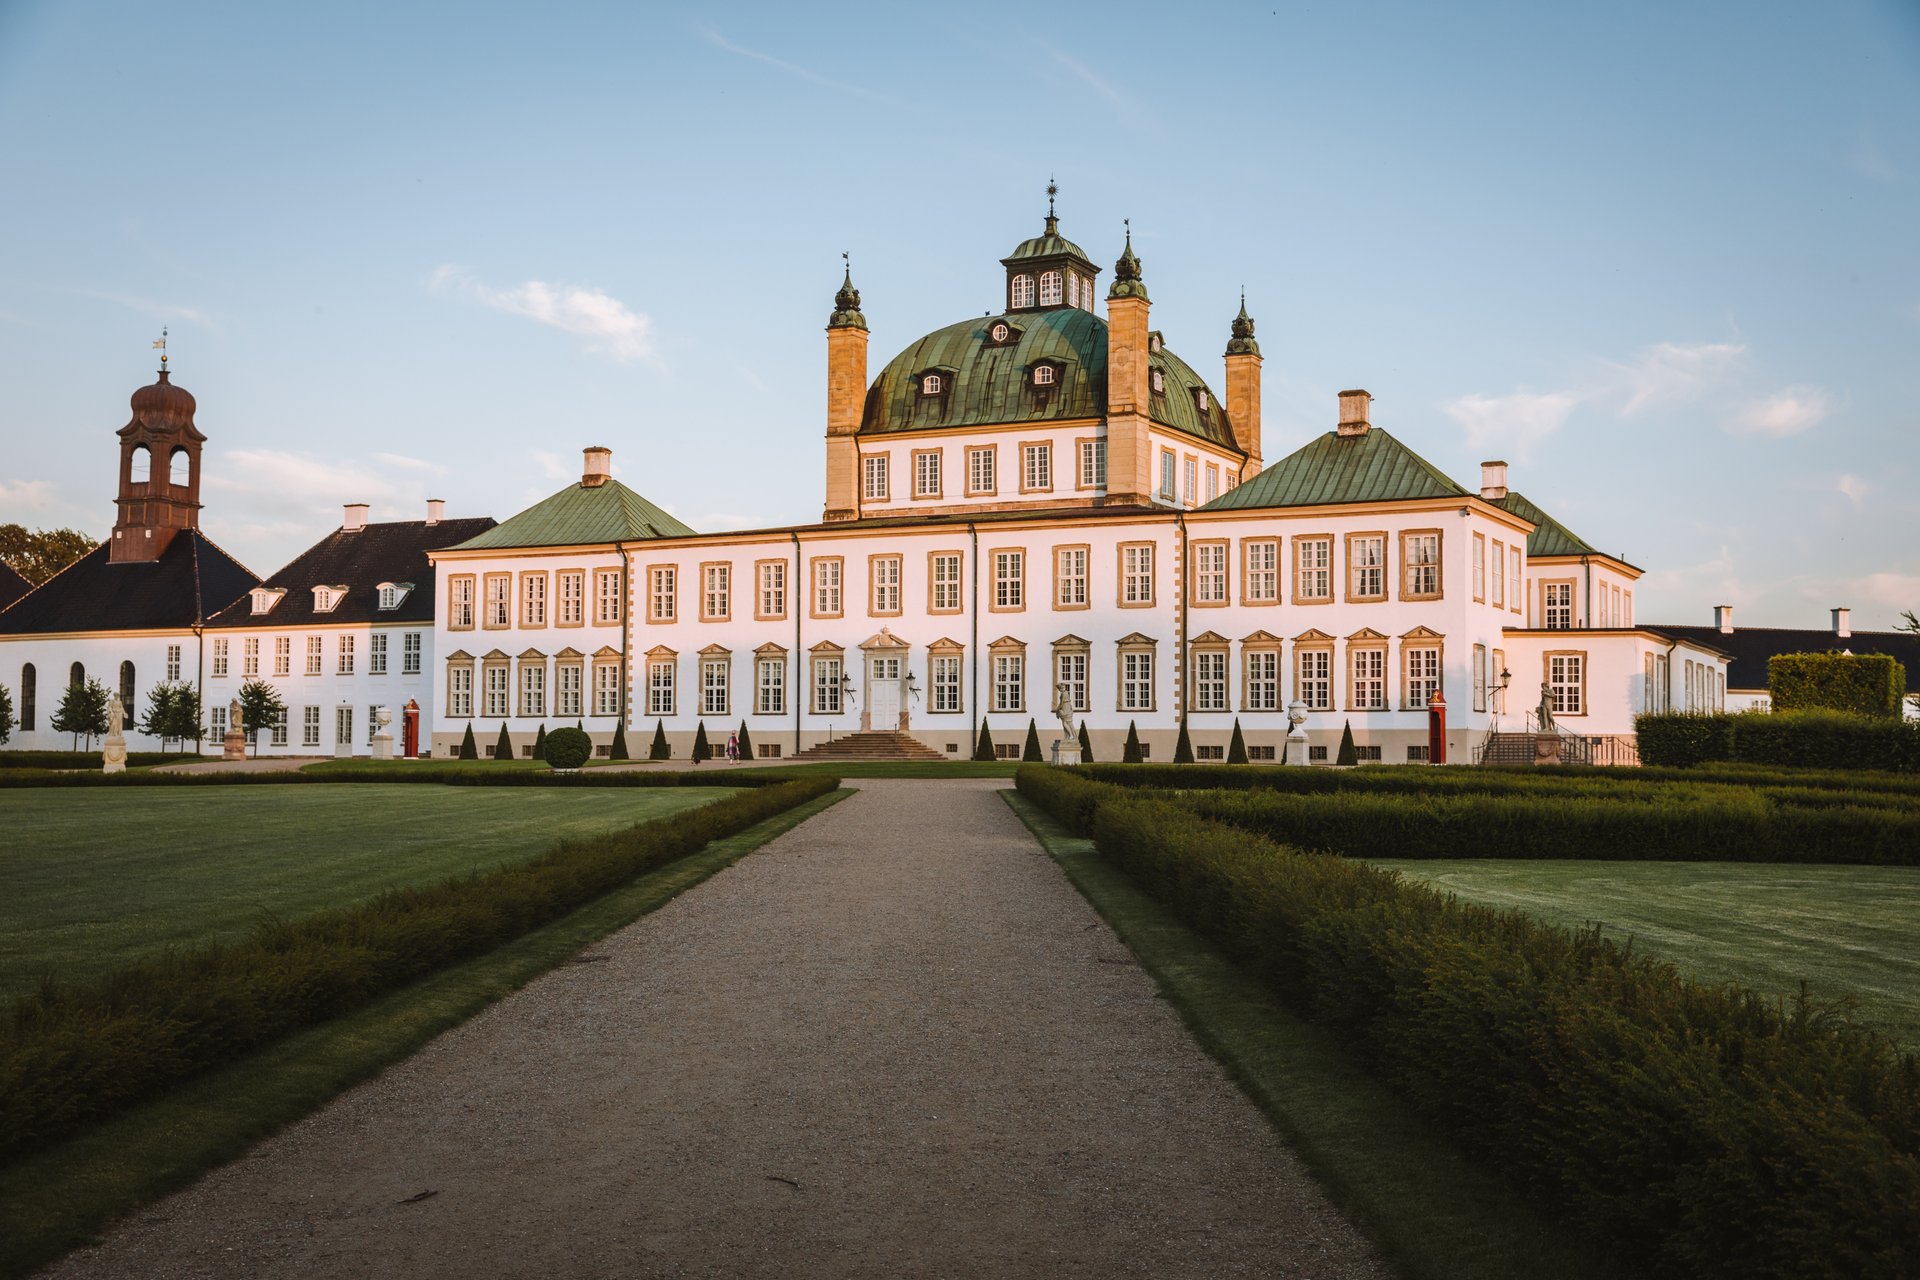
[824,257,868,523]
[110,344,205,563]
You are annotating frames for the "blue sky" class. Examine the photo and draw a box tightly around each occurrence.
[1,0,1915,628]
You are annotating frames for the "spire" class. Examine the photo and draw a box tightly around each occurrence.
[1226,290,1259,356]
[828,252,867,331]
[1044,176,1059,237]
[1108,219,1148,301]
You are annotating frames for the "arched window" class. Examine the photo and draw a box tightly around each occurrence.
[129,445,151,483]
[1038,271,1062,306]
[1151,369,1165,394]
[921,374,943,396]
[70,661,85,689]
[1010,275,1034,309]
[1066,274,1079,309]
[119,661,136,719]
[1033,365,1056,387]
[169,447,190,486]
[20,664,34,731]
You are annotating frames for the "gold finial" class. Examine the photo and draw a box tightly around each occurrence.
[152,325,168,367]
[1047,176,1057,217]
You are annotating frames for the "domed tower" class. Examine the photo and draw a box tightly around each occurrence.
[110,352,205,564]
[1224,293,1263,479]
[824,256,869,523]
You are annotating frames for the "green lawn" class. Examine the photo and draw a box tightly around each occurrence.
[0,785,728,997]
[1375,859,1920,1049]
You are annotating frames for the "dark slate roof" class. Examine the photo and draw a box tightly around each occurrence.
[1492,490,1600,557]
[206,516,496,629]
[1650,624,1920,692]
[452,479,691,551]
[1203,427,1470,511]
[859,310,1235,447]
[0,561,29,612]
[0,531,256,635]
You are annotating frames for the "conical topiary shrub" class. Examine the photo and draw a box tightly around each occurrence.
[532,723,548,760]
[1077,720,1093,763]
[649,719,670,760]
[1173,717,1194,764]
[1122,720,1143,764]
[972,720,996,761]
[692,721,711,763]
[737,719,754,760]
[1022,718,1044,762]
[610,721,630,761]
[493,722,513,761]
[1336,719,1357,766]
[1227,718,1248,764]
[458,723,478,760]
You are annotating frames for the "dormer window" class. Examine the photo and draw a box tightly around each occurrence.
[1032,364,1057,388]
[921,374,943,396]
[1149,333,1163,354]
[249,587,286,616]
[377,582,413,610]
[1038,270,1063,306]
[990,322,1010,343]
[313,585,347,614]
[1010,274,1035,309]
[1194,388,1210,413]
[1150,369,1165,394]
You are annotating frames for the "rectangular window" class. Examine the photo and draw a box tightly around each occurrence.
[701,658,729,716]
[1193,650,1228,711]
[1193,542,1227,604]
[303,705,322,746]
[274,636,291,677]
[243,638,259,678]
[932,655,962,712]
[1244,540,1278,603]
[449,575,475,629]
[1054,546,1087,608]
[1299,649,1332,710]
[1405,646,1440,709]
[522,573,547,626]
[1120,650,1154,711]
[1549,653,1585,715]
[447,667,472,718]
[644,660,674,716]
[1472,643,1488,712]
[557,570,584,625]
[270,713,287,747]
[1403,532,1441,598]
[166,644,182,681]
[1509,548,1522,614]
[1205,463,1219,503]
[1544,582,1574,629]
[1022,443,1051,491]
[1354,745,1383,763]
[1121,543,1154,605]
[338,634,355,676]
[1159,449,1176,500]
[1348,535,1386,600]
[595,569,622,624]
[930,552,963,613]
[370,632,388,675]
[992,550,1024,611]
[1246,650,1279,711]
[212,637,229,678]
[1055,651,1088,713]
[967,446,995,495]
[702,563,730,622]
[1493,647,1507,713]
[863,454,889,501]
[646,566,677,623]
[1351,648,1386,710]
[1183,457,1198,506]
[557,663,582,717]
[484,574,510,628]
[871,556,902,615]
[483,665,509,718]
[914,449,942,497]
[521,664,546,717]
[757,560,787,619]
[813,558,843,617]
[595,663,622,716]
[306,635,323,676]
[992,653,1024,712]
[403,632,421,674]
[1196,743,1224,761]
[1472,533,1486,602]
[210,703,227,736]
[1490,539,1505,607]
[1296,537,1332,602]
[813,657,843,714]
[756,657,785,715]
[1079,438,1106,488]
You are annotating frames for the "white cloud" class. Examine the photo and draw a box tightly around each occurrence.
[1728,386,1831,437]
[432,266,654,363]
[692,25,889,101]
[1836,474,1869,506]
[205,449,428,521]
[1611,341,1747,415]
[1642,543,1768,613]
[71,288,217,333]
[370,452,445,475]
[0,478,56,510]
[1821,572,1920,615]
[1440,390,1580,463]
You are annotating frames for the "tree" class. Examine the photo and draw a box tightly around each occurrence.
[648,720,670,760]
[237,680,287,757]
[1022,718,1044,762]
[972,720,996,761]
[1902,612,1920,716]
[691,721,711,763]
[52,677,110,749]
[1173,717,1195,764]
[0,682,12,745]
[458,723,479,760]
[0,524,97,586]
[139,680,201,750]
[1077,720,1093,763]
[1336,720,1358,767]
[1227,718,1248,764]
[532,723,548,760]
[610,722,630,761]
[493,721,513,761]
[737,719,755,760]
[1122,720,1143,764]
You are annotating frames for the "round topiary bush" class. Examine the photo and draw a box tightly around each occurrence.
[543,726,593,772]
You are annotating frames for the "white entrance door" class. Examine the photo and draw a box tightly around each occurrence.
[868,656,901,728]
[334,706,354,758]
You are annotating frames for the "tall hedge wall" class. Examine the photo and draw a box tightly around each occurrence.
[1636,711,1920,772]
[1770,652,1906,718]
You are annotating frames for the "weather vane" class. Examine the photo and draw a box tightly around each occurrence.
[152,325,167,367]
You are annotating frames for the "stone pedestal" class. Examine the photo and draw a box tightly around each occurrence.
[1532,733,1563,765]
[222,729,246,762]
[1051,740,1082,766]
[101,733,127,775]
[371,732,393,761]
[1283,729,1311,765]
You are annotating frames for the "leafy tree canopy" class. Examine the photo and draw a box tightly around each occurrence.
[51,677,110,748]
[0,524,96,585]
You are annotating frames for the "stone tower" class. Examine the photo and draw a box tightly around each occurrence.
[110,362,205,563]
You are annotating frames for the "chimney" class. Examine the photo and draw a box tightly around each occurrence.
[1832,607,1851,638]
[424,498,444,526]
[1337,389,1371,437]
[343,502,369,532]
[582,446,612,488]
[1480,460,1509,501]
[1714,604,1734,634]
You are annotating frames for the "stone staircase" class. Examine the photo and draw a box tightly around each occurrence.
[1474,730,1593,766]
[788,730,947,762]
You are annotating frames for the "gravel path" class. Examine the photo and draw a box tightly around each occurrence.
[42,779,1386,1280]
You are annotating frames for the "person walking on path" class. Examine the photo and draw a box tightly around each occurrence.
[726,731,740,763]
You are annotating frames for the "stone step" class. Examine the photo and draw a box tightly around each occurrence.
[790,730,947,762]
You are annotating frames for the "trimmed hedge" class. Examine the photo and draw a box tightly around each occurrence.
[0,775,837,1164]
[0,767,816,791]
[0,750,175,770]
[1015,767,1920,1278]
[1771,652,1906,718]
[1638,711,1920,772]
[542,726,591,771]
